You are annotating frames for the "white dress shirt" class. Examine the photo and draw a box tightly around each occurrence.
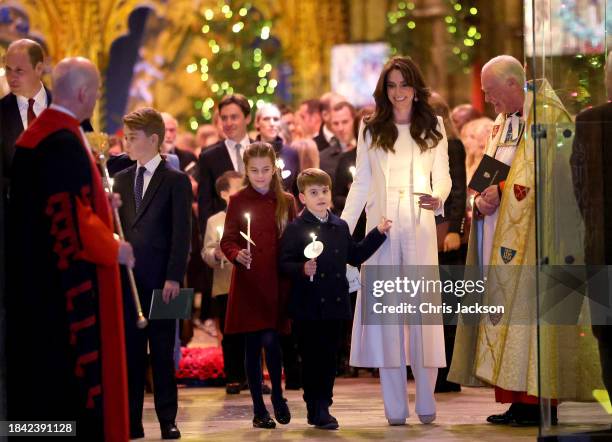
[224,136,250,171]
[16,83,48,128]
[322,124,334,143]
[136,154,163,195]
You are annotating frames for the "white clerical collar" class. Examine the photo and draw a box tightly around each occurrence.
[137,153,162,174]
[50,103,78,120]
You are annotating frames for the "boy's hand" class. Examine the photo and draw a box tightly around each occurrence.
[236,249,252,267]
[162,280,180,304]
[377,217,393,234]
[304,259,317,277]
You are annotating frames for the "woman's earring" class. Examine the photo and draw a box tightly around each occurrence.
[414,96,418,102]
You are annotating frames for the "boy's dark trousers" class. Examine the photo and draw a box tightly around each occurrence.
[215,294,246,384]
[294,319,343,404]
[124,312,177,429]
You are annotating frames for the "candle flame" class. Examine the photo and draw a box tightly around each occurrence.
[349,166,356,177]
[244,213,250,219]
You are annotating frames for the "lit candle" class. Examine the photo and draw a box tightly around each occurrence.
[245,213,251,270]
[309,232,316,282]
[217,226,224,269]
[349,166,356,179]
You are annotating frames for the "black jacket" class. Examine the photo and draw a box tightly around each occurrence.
[333,148,366,239]
[313,124,330,152]
[196,140,239,229]
[279,209,386,320]
[169,146,197,173]
[113,159,192,311]
[1,87,52,180]
[441,138,467,234]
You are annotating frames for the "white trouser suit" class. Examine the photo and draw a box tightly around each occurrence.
[379,144,437,422]
[380,187,438,423]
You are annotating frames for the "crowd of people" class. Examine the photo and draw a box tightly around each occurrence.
[2,36,610,442]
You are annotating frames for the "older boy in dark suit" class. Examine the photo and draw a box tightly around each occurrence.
[279,168,391,429]
[113,107,192,440]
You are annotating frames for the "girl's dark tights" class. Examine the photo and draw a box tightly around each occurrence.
[244,329,284,416]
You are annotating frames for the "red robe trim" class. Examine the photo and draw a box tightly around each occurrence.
[495,386,558,406]
[17,108,129,442]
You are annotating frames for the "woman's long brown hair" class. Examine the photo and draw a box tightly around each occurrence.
[243,141,292,235]
[365,56,443,153]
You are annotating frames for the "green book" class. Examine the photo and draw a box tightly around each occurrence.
[149,288,194,320]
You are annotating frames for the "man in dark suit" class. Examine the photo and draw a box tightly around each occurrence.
[161,112,197,173]
[297,99,326,151]
[1,38,52,184]
[197,94,252,229]
[571,57,612,401]
[113,107,192,440]
[319,101,356,197]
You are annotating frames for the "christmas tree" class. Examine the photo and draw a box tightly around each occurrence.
[187,1,281,129]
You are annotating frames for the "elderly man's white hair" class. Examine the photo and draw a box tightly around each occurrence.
[255,102,280,119]
[482,55,525,86]
[51,57,99,100]
[160,112,178,125]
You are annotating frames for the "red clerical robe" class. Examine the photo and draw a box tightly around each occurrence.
[7,107,129,441]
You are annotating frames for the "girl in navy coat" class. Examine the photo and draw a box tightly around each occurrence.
[221,142,296,428]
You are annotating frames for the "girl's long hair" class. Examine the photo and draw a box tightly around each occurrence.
[365,56,442,153]
[243,141,292,235]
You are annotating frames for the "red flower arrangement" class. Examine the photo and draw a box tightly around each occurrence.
[176,347,225,382]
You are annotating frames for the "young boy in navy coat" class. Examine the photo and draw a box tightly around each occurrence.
[279,168,391,429]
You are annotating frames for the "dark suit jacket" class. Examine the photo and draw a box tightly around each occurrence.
[333,148,366,240]
[1,87,52,179]
[169,146,197,173]
[571,102,612,266]
[279,210,386,320]
[113,159,192,310]
[313,125,330,152]
[197,139,252,229]
[571,102,612,343]
[441,138,467,234]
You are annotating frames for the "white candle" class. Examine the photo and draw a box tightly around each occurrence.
[217,226,224,269]
[245,213,251,269]
[309,232,316,282]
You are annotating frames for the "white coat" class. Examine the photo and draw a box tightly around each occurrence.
[341,117,451,368]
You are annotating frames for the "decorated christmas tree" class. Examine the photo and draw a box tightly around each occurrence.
[385,0,481,74]
[187,1,281,128]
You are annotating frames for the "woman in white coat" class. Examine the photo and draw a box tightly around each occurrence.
[341,56,451,425]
